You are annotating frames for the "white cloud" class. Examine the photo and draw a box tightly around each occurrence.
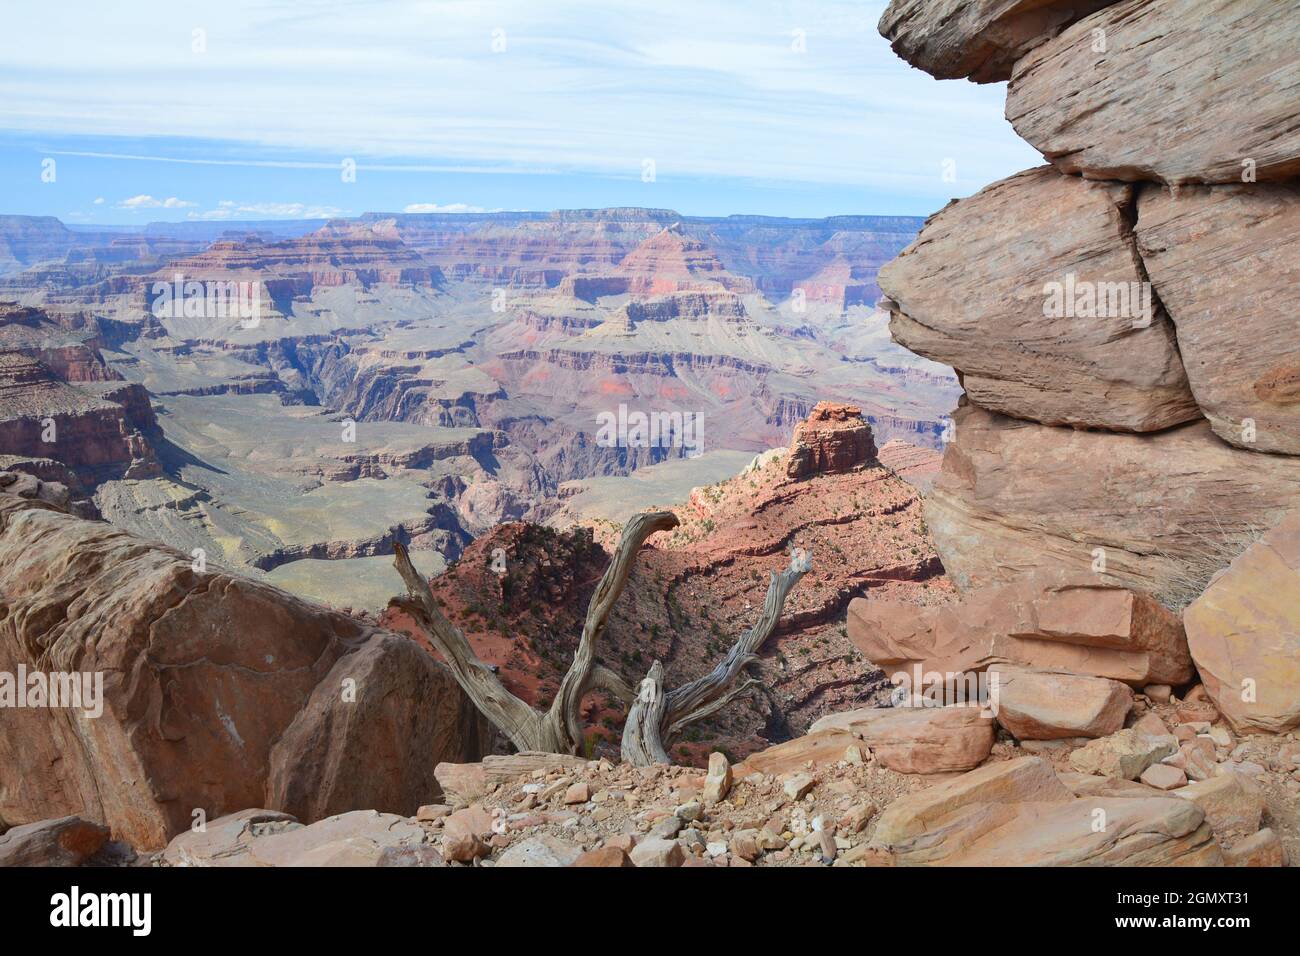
[117,194,196,209]
[190,200,346,220]
[402,202,486,214]
[92,196,104,204]
[0,1,1040,199]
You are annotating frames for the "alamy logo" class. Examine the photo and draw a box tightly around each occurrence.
[151,273,262,329]
[1042,272,1152,328]
[50,886,151,936]
[889,665,1000,718]
[0,665,103,718]
[595,404,703,457]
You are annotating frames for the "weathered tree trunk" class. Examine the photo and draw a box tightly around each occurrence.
[392,511,678,755]
[620,547,812,766]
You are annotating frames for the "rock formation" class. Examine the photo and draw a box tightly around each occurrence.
[875,0,1300,613]
[878,167,1198,432]
[0,484,491,851]
[878,0,1119,83]
[785,400,878,478]
[1135,182,1300,454]
[848,570,1193,688]
[923,403,1300,599]
[1184,510,1300,734]
[1006,0,1300,185]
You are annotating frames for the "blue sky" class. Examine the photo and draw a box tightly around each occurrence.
[0,0,1042,222]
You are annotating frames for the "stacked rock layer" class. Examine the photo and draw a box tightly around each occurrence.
[870,0,1300,735]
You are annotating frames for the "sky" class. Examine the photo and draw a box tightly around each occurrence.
[0,0,1043,223]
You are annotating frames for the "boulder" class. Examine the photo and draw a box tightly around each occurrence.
[807,705,995,773]
[1068,729,1177,780]
[869,757,1220,866]
[496,835,583,868]
[571,846,634,867]
[848,570,1192,687]
[1138,764,1187,791]
[433,752,588,807]
[1222,828,1286,867]
[1136,182,1300,454]
[703,751,732,804]
[442,805,495,863]
[267,630,491,825]
[731,730,858,780]
[877,0,1119,83]
[878,167,1198,432]
[1007,0,1300,185]
[784,401,876,478]
[990,667,1132,740]
[0,816,110,867]
[628,837,684,868]
[1184,510,1300,734]
[161,808,433,867]
[925,403,1300,598]
[1174,775,1264,848]
[0,492,490,851]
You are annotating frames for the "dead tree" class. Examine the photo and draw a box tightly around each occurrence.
[391,510,810,763]
[621,546,812,765]
[391,511,676,754]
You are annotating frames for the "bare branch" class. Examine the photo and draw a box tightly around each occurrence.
[620,661,671,765]
[591,665,636,705]
[392,541,543,750]
[663,551,811,732]
[665,678,762,739]
[620,548,812,765]
[549,511,678,752]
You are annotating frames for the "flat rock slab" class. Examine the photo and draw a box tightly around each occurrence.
[879,167,1197,432]
[848,569,1191,687]
[1175,775,1264,848]
[1137,182,1300,455]
[1185,511,1300,734]
[434,752,588,807]
[0,816,110,867]
[991,667,1132,740]
[1007,0,1300,185]
[1068,728,1177,780]
[495,835,583,867]
[161,808,431,867]
[807,705,995,774]
[877,0,1119,83]
[924,404,1300,599]
[868,757,1220,866]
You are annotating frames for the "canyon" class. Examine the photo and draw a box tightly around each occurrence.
[3,0,1299,876]
[0,207,954,609]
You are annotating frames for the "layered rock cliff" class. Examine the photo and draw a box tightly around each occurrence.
[873,0,1300,739]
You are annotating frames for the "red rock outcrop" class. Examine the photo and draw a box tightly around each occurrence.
[924,403,1300,599]
[878,167,1198,432]
[0,490,491,851]
[1184,510,1300,735]
[848,570,1193,687]
[386,408,948,763]
[1006,0,1300,185]
[878,0,1119,83]
[1136,182,1300,454]
[785,401,877,478]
